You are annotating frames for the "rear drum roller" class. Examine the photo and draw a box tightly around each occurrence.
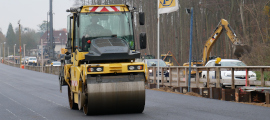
[68,85,78,110]
[78,90,85,110]
[83,82,91,115]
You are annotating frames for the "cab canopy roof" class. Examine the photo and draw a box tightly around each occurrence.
[67,4,130,13]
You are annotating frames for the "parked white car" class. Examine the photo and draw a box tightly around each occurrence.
[202,59,256,87]
[27,57,37,66]
[143,59,169,77]
[51,61,61,66]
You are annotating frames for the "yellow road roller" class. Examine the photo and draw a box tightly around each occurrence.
[58,4,148,115]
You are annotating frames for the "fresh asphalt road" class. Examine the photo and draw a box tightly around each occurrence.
[0,63,269,120]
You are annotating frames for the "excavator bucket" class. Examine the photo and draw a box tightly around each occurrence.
[233,44,251,58]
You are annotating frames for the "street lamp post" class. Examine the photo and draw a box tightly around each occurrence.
[186,7,194,92]
[3,42,6,64]
[14,44,16,65]
[8,47,9,65]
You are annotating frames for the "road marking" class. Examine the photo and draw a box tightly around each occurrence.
[6,109,21,120]
[0,80,69,109]
[0,92,47,120]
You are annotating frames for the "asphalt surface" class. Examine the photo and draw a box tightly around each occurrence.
[0,63,270,120]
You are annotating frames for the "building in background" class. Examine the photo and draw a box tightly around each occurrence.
[39,29,67,54]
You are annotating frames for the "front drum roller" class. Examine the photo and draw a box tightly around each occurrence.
[83,73,145,115]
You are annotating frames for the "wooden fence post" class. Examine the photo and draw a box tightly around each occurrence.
[161,67,164,85]
[231,68,235,89]
[216,67,220,88]
[185,67,188,87]
[169,67,172,86]
[261,68,265,87]
[177,68,180,87]
[207,68,210,88]
[153,67,156,84]
[196,68,199,88]
[246,69,250,86]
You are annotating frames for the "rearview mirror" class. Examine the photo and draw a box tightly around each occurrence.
[139,12,145,25]
[140,33,147,49]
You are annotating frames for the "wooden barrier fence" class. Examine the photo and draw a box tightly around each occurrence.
[148,66,270,88]
[3,60,62,75]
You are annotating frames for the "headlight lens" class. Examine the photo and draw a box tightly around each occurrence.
[129,66,135,70]
[251,73,256,77]
[128,65,143,70]
[88,67,103,72]
[137,66,143,70]
[96,67,103,72]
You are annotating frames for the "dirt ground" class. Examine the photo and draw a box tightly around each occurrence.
[146,86,270,108]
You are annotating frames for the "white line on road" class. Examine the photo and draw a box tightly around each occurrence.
[0,80,69,109]
[0,92,48,120]
[6,109,21,120]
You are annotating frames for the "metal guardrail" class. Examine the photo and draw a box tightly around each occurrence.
[148,66,270,89]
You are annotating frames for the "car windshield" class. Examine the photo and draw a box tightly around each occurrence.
[53,62,61,66]
[77,12,134,51]
[220,61,247,66]
[30,58,36,60]
[146,60,167,67]
[161,56,172,63]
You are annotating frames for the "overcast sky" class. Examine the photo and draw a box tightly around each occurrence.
[0,0,74,35]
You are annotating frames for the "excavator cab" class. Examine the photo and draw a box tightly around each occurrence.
[161,54,174,66]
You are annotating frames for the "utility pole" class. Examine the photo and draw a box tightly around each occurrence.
[24,44,26,66]
[18,20,22,68]
[49,0,55,61]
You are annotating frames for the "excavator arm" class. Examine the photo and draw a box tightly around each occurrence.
[202,19,250,66]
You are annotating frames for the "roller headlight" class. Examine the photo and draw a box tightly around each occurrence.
[128,65,143,70]
[137,66,143,70]
[88,67,103,72]
[129,66,135,70]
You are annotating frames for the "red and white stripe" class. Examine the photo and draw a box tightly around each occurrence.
[89,6,120,12]
[71,80,78,86]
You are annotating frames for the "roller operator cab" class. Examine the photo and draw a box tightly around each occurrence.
[59,5,147,115]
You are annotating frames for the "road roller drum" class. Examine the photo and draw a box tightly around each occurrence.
[83,73,145,115]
